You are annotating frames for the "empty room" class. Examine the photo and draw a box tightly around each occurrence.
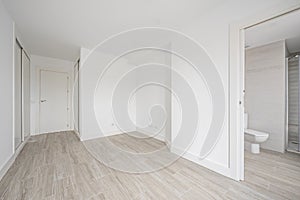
[1,0,300,199]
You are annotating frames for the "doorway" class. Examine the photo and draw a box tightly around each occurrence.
[243,9,300,152]
[229,5,300,180]
[236,6,300,180]
[39,70,70,133]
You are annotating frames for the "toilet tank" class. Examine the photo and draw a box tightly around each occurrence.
[244,113,248,129]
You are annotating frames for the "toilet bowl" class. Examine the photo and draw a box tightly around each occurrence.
[244,113,269,154]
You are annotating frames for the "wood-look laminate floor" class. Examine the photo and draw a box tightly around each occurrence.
[0,131,300,200]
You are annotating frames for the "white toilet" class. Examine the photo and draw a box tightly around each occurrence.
[244,113,269,154]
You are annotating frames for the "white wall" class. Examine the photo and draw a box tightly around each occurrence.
[133,49,171,142]
[80,48,172,142]
[79,48,136,141]
[30,55,75,135]
[170,51,227,171]
[245,41,286,152]
[0,0,14,175]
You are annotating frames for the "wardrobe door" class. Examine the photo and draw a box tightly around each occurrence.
[14,40,22,149]
[22,50,30,139]
[73,60,79,135]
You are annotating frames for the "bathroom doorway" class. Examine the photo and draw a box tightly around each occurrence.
[243,9,300,154]
[238,7,300,180]
[229,5,300,180]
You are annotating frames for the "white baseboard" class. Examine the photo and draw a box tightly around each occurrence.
[0,136,30,182]
[73,129,81,141]
[136,128,165,142]
[32,129,73,136]
[80,129,136,141]
[31,129,81,141]
[170,145,231,179]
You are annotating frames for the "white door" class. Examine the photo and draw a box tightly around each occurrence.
[40,70,69,133]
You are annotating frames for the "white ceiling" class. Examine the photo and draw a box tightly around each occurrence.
[3,0,223,61]
[245,9,300,53]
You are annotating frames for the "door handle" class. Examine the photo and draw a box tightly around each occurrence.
[40,100,47,103]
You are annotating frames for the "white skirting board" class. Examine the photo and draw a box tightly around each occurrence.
[32,129,73,136]
[80,129,136,141]
[135,129,231,177]
[136,128,165,142]
[73,129,81,141]
[0,136,30,182]
[170,145,231,179]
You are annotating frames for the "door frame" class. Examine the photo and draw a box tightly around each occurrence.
[229,5,300,181]
[38,69,70,134]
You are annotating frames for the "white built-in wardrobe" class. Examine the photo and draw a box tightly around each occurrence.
[14,39,30,149]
